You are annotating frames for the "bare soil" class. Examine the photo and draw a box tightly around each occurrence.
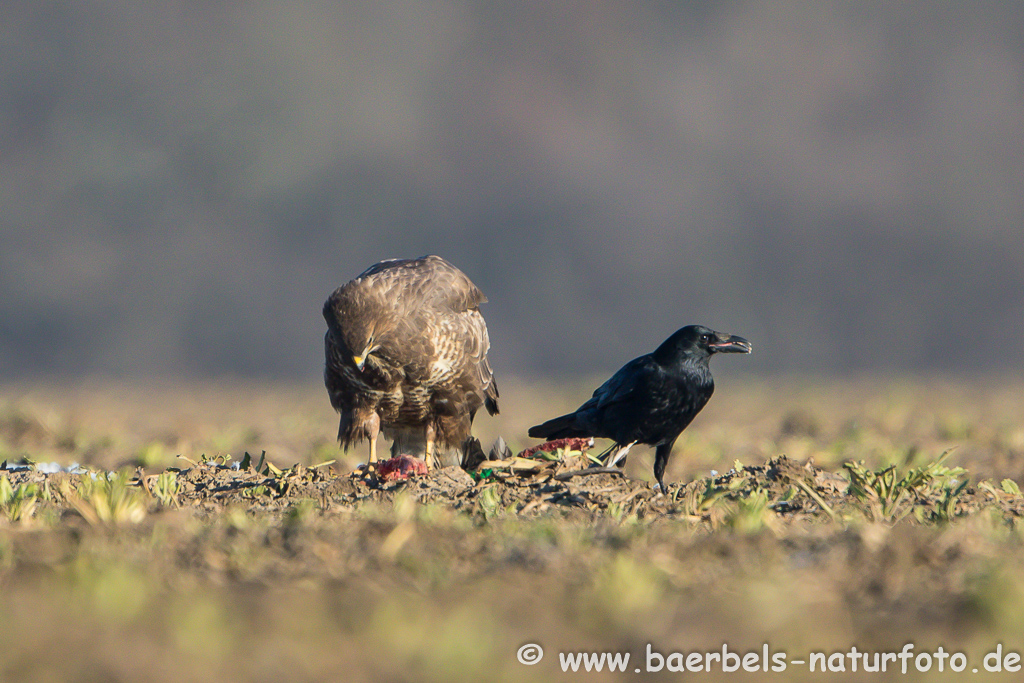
[3,379,1024,682]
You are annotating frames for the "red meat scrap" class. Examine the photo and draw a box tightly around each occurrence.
[517,437,594,460]
[375,455,429,482]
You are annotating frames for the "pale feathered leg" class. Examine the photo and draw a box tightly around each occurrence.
[424,423,436,470]
[366,412,380,472]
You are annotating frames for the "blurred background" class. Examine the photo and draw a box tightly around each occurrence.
[2,0,1024,381]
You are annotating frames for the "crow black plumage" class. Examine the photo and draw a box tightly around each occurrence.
[528,325,751,491]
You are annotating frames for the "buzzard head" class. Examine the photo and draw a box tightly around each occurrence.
[345,323,384,372]
[340,310,407,373]
[325,284,404,374]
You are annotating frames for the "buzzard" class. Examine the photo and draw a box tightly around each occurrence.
[323,255,499,470]
[528,325,751,491]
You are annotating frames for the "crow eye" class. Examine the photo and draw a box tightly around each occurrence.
[700,333,711,343]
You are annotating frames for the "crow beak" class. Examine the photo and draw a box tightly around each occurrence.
[708,333,752,354]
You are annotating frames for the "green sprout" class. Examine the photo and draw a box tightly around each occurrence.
[64,470,147,525]
[843,449,967,523]
[0,474,40,523]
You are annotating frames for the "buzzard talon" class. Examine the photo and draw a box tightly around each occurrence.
[324,256,499,471]
[350,463,376,481]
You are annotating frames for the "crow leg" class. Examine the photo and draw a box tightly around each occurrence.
[592,442,624,467]
[653,441,674,493]
[590,442,616,467]
[607,441,636,468]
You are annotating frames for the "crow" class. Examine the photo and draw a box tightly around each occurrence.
[528,325,751,491]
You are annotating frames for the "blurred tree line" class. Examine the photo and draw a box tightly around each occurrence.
[1,1,1022,379]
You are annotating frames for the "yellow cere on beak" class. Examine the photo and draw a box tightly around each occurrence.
[352,355,365,369]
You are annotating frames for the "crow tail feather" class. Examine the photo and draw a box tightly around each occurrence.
[527,413,589,440]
